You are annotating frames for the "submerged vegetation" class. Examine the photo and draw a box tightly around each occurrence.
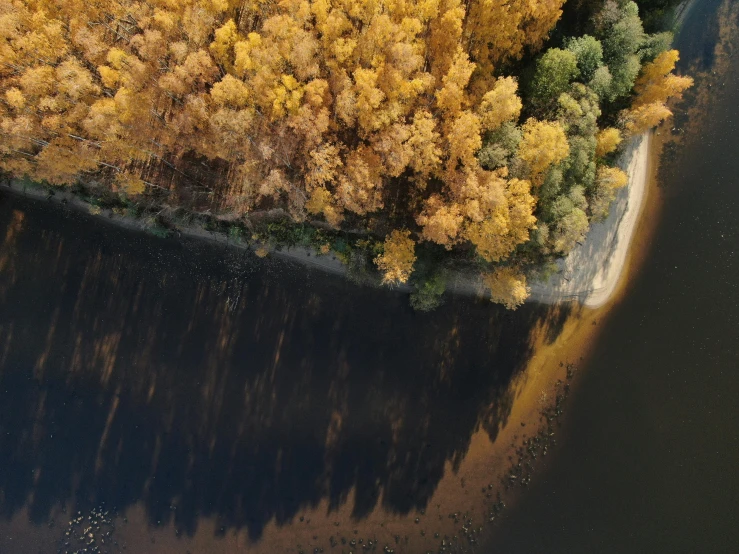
[0,0,691,308]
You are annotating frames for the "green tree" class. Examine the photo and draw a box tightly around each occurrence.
[565,35,604,82]
[410,272,446,312]
[529,48,580,109]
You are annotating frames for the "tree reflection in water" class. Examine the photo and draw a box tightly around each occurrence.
[0,194,572,543]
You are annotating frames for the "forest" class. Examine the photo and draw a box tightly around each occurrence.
[0,0,691,308]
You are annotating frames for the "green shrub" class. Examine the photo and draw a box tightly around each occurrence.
[410,273,446,312]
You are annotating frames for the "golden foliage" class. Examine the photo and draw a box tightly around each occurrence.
[596,166,628,191]
[417,195,464,248]
[621,50,693,136]
[482,267,530,310]
[210,74,251,108]
[114,172,147,196]
[306,186,343,226]
[5,88,25,110]
[462,174,536,261]
[633,50,693,107]
[517,119,570,179]
[622,102,673,135]
[595,127,622,157]
[478,77,522,132]
[465,0,566,93]
[374,229,417,285]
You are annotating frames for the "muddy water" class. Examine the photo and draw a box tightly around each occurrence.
[483,0,739,552]
[0,190,586,554]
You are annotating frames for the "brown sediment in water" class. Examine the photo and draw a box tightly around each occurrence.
[93,306,604,554]
[0,307,602,554]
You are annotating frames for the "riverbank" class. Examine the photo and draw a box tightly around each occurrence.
[0,130,654,308]
[527,132,652,308]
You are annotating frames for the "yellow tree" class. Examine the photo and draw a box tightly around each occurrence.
[517,118,570,181]
[482,267,530,310]
[621,102,673,135]
[595,127,622,157]
[445,111,482,172]
[428,0,465,80]
[477,77,522,132]
[465,0,566,94]
[632,50,693,108]
[305,142,343,189]
[406,110,442,178]
[416,195,464,248]
[335,146,384,215]
[114,171,147,196]
[306,186,344,226]
[621,50,692,136]
[463,175,536,262]
[435,47,475,115]
[374,229,417,285]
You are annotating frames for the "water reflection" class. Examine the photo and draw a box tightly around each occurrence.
[0,194,573,549]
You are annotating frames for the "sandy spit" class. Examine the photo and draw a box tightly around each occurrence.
[527,132,652,308]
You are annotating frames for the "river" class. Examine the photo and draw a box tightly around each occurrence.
[1,1,737,553]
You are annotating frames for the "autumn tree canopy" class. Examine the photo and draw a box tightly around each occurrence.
[0,0,691,308]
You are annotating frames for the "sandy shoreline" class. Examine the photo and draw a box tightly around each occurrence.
[0,132,652,307]
[528,132,652,308]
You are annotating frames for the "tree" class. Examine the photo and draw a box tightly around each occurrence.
[428,0,466,80]
[478,122,522,170]
[406,110,442,178]
[517,119,570,180]
[114,171,146,196]
[589,65,614,101]
[597,1,645,100]
[410,272,446,311]
[632,50,693,107]
[551,207,589,253]
[590,166,628,220]
[335,147,384,215]
[306,186,343,226]
[477,77,522,132]
[210,19,239,68]
[565,35,604,82]
[374,229,416,285]
[621,101,672,135]
[483,267,529,310]
[417,195,463,248]
[596,127,622,157]
[465,0,566,77]
[210,74,251,108]
[5,88,25,110]
[529,48,579,108]
[599,1,645,66]
[435,47,476,115]
[445,111,482,171]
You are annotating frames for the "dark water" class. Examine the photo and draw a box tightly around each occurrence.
[0,190,573,552]
[486,0,739,552]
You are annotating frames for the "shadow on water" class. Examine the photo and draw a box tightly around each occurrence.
[0,193,573,543]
